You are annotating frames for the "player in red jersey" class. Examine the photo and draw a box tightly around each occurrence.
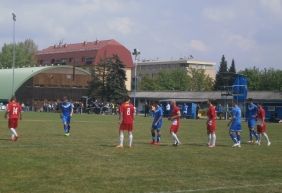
[116,96,135,148]
[257,104,271,146]
[168,100,181,146]
[206,99,216,148]
[4,96,22,141]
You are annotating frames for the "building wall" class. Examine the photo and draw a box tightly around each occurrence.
[36,40,133,91]
[136,59,216,81]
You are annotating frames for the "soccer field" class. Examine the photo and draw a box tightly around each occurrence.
[0,112,281,193]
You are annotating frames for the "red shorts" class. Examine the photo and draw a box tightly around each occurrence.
[119,123,133,131]
[8,118,19,129]
[257,123,266,133]
[207,124,216,133]
[170,119,180,133]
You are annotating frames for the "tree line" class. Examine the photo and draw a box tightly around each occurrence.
[0,40,281,97]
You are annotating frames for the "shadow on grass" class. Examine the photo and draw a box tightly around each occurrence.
[0,138,9,141]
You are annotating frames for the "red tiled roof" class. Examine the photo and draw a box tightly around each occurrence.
[37,39,121,55]
[36,39,133,68]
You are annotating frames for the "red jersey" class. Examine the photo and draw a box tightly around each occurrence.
[171,106,180,120]
[170,105,180,133]
[6,101,22,119]
[257,106,265,123]
[120,102,134,124]
[207,104,216,131]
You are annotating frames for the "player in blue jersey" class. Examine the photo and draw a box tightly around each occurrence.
[246,98,259,144]
[227,101,242,148]
[150,101,163,145]
[60,96,74,136]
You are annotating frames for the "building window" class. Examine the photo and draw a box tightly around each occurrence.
[61,58,67,65]
[85,57,93,65]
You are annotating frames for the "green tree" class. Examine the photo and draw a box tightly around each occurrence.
[88,55,128,102]
[228,59,236,86]
[106,55,128,103]
[0,39,38,68]
[88,58,110,101]
[190,68,214,91]
[214,55,228,90]
[239,67,282,91]
[88,67,103,100]
[240,67,261,90]
[139,68,213,91]
[139,75,160,91]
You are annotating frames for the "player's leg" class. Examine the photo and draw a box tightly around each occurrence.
[9,119,18,141]
[156,129,161,143]
[251,127,259,143]
[117,130,124,148]
[207,131,212,146]
[128,131,133,147]
[211,131,216,147]
[150,128,156,144]
[170,125,180,146]
[263,132,271,146]
[67,116,71,134]
[229,130,238,145]
[236,131,241,147]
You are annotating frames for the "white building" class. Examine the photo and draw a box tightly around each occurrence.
[134,59,216,83]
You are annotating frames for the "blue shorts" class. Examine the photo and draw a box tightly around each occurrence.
[62,115,71,124]
[248,119,256,129]
[152,124,162,131]
[230,122,242,132]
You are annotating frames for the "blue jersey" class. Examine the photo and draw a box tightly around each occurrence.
[230,105,242,132]
[60,102,73,117]
[152,105,163,129]
[247,103,257,120]
[246,103,257,128]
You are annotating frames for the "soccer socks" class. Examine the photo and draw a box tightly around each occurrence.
[263,133,270,144]
[230,133,238,143]
[236,134,241,144]
[157,134,161,143]
[151,131,156,142]
[249,129,253,141]
[67,125,71,133]
[63,124,68,133]
[171,132,180,144]
[211,133,216,146]
[251,130,259,141]
[208,134,212,145]
[10,128,18,137]
[119,131,124,146]
[129,132,133,147]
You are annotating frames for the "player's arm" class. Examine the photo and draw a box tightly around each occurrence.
[4,104,9,119]
[170,110,181,120]
[4,110,8,119]
[154,114,162,125]
[70,105,74,117]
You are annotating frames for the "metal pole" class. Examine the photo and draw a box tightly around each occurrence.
[133,56,137,107]
[12,13,16,97]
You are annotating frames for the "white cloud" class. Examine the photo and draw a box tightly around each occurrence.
[260,0,282,18]
[188,40,209,52]
[203,6,236,23]
[108,17,134,35]
[225,34,256,51]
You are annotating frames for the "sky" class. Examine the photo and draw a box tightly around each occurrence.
[0,0,282,70]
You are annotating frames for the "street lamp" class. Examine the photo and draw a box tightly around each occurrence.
[12,12,16,97]
[132,48,141,108]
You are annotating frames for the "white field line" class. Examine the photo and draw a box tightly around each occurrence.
[149,182,282,193]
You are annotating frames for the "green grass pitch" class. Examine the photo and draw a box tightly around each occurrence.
[0,112,282,193]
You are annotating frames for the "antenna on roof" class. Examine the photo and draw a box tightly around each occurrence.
[58,39,64,46]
